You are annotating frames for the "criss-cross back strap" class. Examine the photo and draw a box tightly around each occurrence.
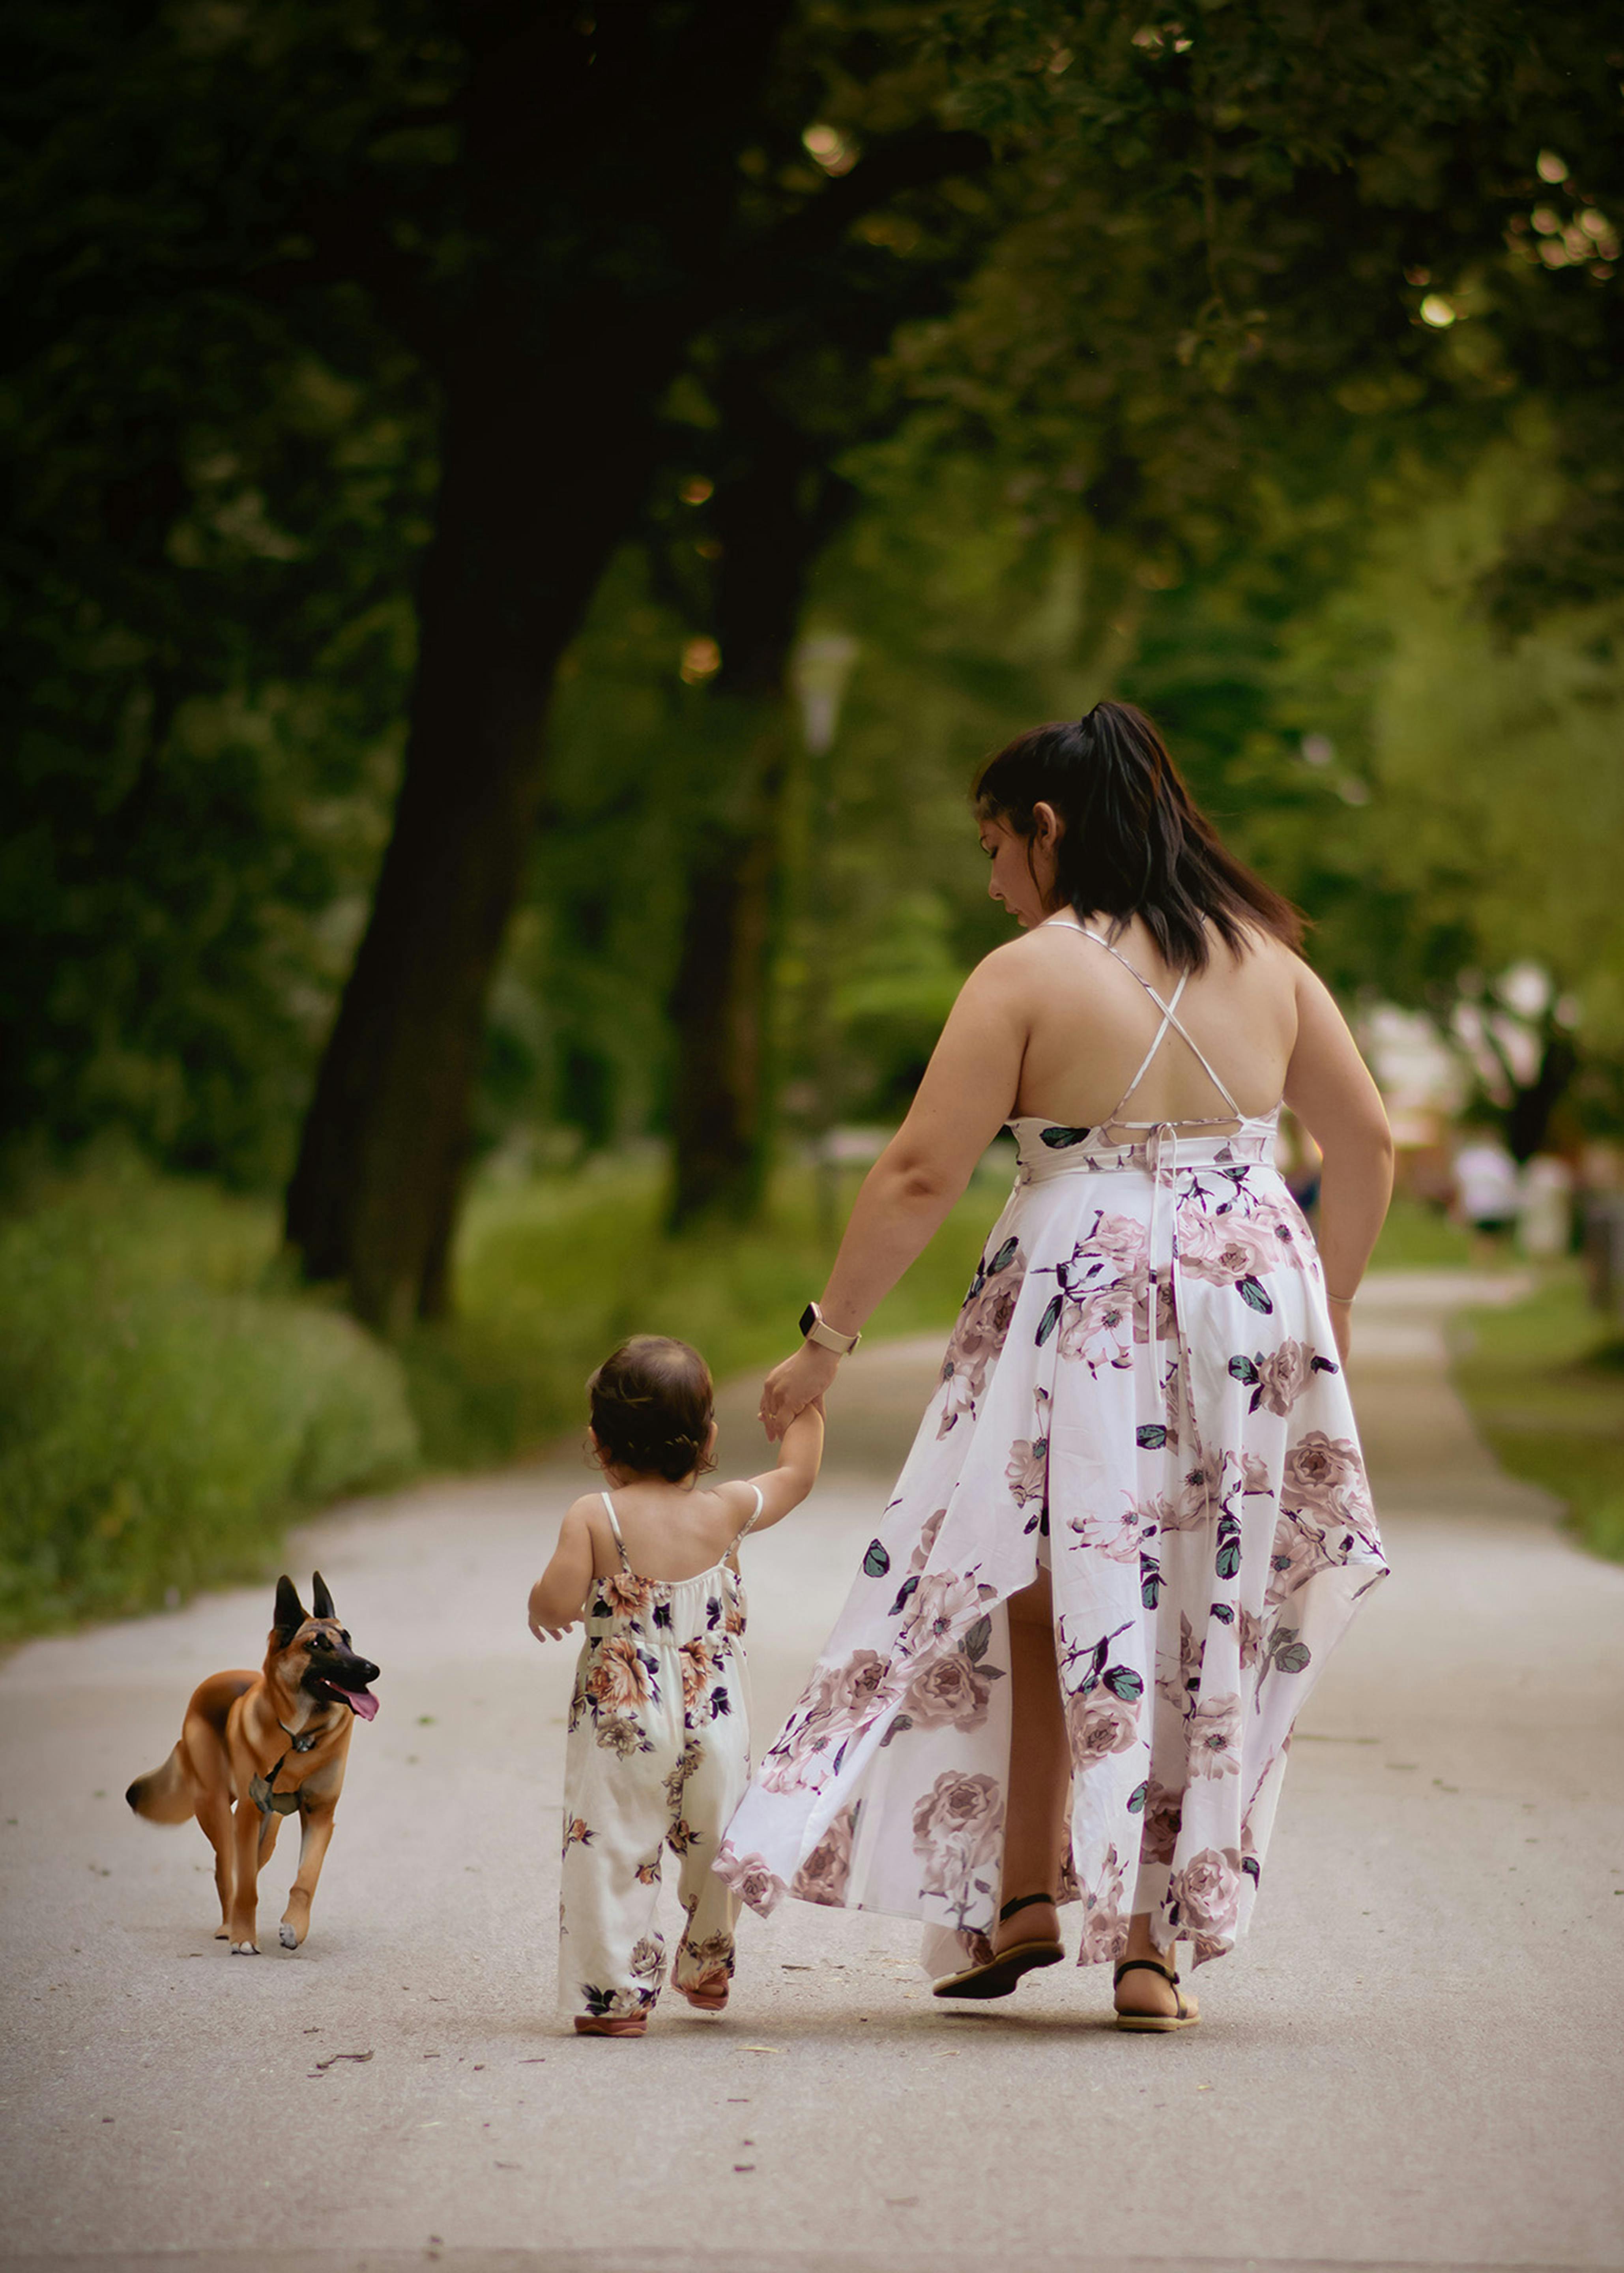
[599,1488,633,1571]
[1058,921,1242,1130]
[726,1483,767,1569]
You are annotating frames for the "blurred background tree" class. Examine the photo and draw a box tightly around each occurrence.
[4,0,1622,1313]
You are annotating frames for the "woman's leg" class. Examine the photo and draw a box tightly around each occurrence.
[994,1571,1069,1954]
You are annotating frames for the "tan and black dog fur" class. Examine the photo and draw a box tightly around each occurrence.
[126,1573,380,1953]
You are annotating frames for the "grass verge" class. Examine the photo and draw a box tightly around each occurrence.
[0,1155,419,1637]
[407,1150,1008,1466]
[1450,1266,1624,1561]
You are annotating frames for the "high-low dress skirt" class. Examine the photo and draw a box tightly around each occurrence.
[717,1112,1389,1977]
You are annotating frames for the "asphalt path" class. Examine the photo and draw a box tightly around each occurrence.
[2,1271,1621,2273]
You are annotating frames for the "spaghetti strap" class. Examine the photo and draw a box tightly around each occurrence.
[599,1489,633,1572]
[727,1483,766,1565]
[1057,920,1243,1129]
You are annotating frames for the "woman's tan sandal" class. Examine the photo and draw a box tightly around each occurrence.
[573,2013,647,2037]
[1113,1957,1199,2032]
[933,1892,1065,2001]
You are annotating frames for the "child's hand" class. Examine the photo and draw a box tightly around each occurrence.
[529,1612,576,1644]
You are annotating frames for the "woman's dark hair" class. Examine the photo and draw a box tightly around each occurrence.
[974,700,1304,972]
[587,1335,717,1482]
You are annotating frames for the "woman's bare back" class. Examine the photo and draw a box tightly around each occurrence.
[1003,914,1300,1131]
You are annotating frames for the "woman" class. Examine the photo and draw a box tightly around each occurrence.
[718,703,1392,2029]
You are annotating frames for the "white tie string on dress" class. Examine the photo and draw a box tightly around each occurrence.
[1048,920,1246,1407]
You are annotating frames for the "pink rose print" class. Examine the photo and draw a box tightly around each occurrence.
[1006,1439,1047,1507]
[1076,1842,1129,1964]
[790,1805,858,1907]
[1252,1338,1312,1417]
[1265,1512,1336,1605]
[900,1646,997,1733]
[1139,1777,1184,1866]
[714,1842,789,1915]
[911,1770,1004,1899]
[899,1569,992,1656]
[1177,1208,1279,1288]
[1282,1431,1371,1524]
[1066,1685,1140,1769]
[1168,1846,1243,1940]
[938,1239,1027,1434]
[909,1506,948,1575]
[1240,1449,1273,1495]
[1186,1691,1242,1779]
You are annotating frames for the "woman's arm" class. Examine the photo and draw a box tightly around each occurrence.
[760,952,1028,1434]
[1282,965,1395,1360]
[528,1503,597,1641]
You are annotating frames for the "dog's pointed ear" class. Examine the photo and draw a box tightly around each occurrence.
[272,1575,307,1639]
[310,1571,336,1623]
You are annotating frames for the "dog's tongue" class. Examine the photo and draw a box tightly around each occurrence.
[345,1689,379,1721]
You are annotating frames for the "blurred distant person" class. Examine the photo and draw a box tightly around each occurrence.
[733,700,1392,2033]
[1454,1135,1521,1262]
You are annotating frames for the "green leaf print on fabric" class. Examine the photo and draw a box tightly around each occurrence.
[1228,1356,1259,1384]
[1136,1423,1169,1448]
[1036,1293,1064,1346]
[863,1540,891,1578]
[1103,1664,1144,1702]
[1126,1779,1149,1813]
[1237,1277,1274,1314]
[1039,1125,1093,1149]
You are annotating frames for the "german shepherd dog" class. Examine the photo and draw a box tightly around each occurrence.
[126,1573,379,1953]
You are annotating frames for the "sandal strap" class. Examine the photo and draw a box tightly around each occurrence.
[1113,1957,1181,1987]
[998,1890,1056,1925]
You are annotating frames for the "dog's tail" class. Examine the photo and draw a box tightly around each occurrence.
[126,1745,194,1825]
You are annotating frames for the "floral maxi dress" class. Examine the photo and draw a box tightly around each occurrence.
[559,1487,761,2022]
[717,922,1388,1979]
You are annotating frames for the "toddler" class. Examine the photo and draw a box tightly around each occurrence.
[528,1333,823,2037]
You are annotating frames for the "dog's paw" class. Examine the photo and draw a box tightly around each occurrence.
[229,1939,260,1955]
[279,1923,299,1950]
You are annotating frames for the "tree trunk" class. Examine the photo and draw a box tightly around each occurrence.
[283,0,803,1325]
[664,415,848,1230]
[666,709,790,1228]
[285,341,664,1328]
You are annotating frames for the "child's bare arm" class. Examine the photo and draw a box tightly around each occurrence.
[528,1503,596,1640]
[739,1397,825,1532]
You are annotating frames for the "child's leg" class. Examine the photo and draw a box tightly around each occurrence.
[667,1717,748,2009]
[559,1723,670,2031]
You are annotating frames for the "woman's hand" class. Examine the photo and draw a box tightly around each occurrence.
[759,1339,840,1441]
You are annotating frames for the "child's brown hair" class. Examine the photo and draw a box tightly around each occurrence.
[587,1335,717,1482]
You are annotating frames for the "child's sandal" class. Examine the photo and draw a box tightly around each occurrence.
[573,2014,647,2037]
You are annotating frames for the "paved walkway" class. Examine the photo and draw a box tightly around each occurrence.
[2,1273,1621,2273]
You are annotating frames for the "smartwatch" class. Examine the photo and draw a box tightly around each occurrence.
[799,1301,861,1356]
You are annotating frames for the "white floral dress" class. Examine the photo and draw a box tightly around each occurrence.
[558,1487,761,2022]
[718,922,1388,1978]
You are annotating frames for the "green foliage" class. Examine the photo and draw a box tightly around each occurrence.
[404,1153,1008,1469]
[1452,1269,1624,1563]
[0,1157,419,1635]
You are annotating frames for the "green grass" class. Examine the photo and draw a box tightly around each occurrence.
[1450,1267,1624,1562]
[410,1150,1007,1466]
[0,1154,419,1637]
[1368,1191,1474,1271]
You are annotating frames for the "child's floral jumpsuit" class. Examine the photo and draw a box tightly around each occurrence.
[558,1486,761,2022]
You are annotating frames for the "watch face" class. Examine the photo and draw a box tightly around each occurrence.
[799,1303,818,1337]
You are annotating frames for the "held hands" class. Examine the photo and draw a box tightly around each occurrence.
[759,1339,840,1440]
